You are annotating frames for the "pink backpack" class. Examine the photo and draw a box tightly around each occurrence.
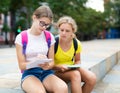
[21,30,51,55]
[20,30,51,73]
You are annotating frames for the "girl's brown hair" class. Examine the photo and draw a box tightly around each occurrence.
[33,5,53,21]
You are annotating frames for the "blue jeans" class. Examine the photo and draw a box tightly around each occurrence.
[21,67,54,82]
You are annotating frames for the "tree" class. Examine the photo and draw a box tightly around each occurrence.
[0,0,40,45]
[104,0,120,28]
[0,0,11,44]
[0,0,111,41]
[46,0,105,40]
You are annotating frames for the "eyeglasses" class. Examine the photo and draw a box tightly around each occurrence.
[39,21,50,28]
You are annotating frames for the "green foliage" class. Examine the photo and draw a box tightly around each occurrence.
[0,0,10,14]
[2,23,10,32]
[47,0,87,20]
[104,0,120,28]
[47,0,105,36]
[15,18,27,31]
[1,0,118,40]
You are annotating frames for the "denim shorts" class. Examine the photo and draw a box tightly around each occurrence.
[21,67,54,83]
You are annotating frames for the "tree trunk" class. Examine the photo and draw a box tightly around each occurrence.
[9,11,16,47]
[5,31,8,44]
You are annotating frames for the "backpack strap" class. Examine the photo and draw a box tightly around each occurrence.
[73,38,78,54]
[21,31,28,55]
[71,38,78,61]
[21,31,28,73]
[73,38,78,59]
[54,37,59,54]
[44,30,51,48]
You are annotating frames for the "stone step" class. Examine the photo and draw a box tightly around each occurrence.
[92,60,120,93]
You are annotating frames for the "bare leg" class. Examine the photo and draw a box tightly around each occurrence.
[79,68,96,93]
[43,74,68,93]
[70,71,82,93]
[22,76,46,93]
[56,70,82,93]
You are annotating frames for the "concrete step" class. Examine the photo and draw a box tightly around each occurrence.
[89,50,120,82]
[92,60,120,93]
[81,39,120,82]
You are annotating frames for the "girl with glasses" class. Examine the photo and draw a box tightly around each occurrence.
[15,6,68,93]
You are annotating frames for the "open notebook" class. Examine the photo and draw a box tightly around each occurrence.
[67,64,81,68]
[26,58,52,69]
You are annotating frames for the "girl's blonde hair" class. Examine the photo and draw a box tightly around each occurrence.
[33,5,53,21]
[57,16,77,33]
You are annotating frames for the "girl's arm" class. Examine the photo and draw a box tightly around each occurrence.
[74,52,81,64]
[15,43,28,70]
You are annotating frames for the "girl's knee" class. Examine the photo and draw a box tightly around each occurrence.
[70,70,81,82]
[56,83,68,93]
[88,72,97,86]
[62,83,68,92]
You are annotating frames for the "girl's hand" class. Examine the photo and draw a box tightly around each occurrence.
[58,65,69,72]
[39,62,51,70]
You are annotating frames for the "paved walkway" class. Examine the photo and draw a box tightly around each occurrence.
[0,39,120,93]
[0,46,22,93]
